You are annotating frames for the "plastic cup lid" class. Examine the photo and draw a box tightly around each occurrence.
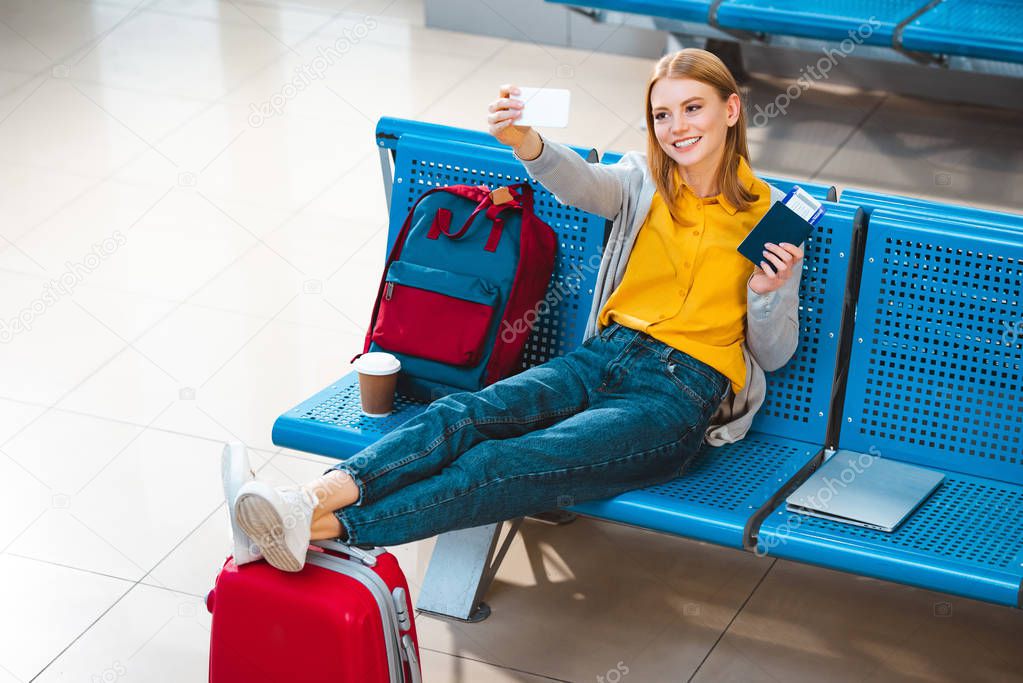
[353,352,401,376]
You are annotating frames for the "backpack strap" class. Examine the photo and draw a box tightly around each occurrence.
[446,194,493,239]
[482,183,535,252]
[426,208,453,240]
[427,185,533,251]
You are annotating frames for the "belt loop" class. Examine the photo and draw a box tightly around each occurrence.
[660,345,673,363]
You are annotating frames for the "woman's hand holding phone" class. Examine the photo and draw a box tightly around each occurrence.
[487,84,542,160]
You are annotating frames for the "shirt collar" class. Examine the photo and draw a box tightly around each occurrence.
[673,156,756,216]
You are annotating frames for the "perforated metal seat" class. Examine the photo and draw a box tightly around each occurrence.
[568,434,820,547]
[272,373,429,460]
[714,0,921,46]
[757,211,1023,607]
[901,0,1023,64]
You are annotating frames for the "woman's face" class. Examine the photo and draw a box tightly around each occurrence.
[650,77,739,173]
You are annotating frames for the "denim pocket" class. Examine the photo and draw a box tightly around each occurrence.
[663,363,709,408]
[661,356,725,413]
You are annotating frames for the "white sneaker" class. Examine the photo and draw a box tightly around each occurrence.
[234,481,316,573]
[220,442,262,565]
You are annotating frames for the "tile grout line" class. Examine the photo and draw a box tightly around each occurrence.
[808,93,890,183]
[417,646,574,682]
[27,583,135,683]
[5,552,141,589]
[0,398,248,447]
[27,501,228,681]
[0,263,375,336]
[685,557,778,683]
[0,0,347,263]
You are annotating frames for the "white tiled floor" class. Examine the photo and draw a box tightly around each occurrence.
[1,1,1022,682]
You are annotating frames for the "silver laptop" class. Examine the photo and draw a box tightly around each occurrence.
[786,450,945,532]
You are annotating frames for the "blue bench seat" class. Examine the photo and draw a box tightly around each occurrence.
[756,210,1023,607]
[272,373,429,461]
[758,467,1023,606]
[714,0,924,47]
[271,115,1023,612]
[901,0,1023,64]
[570,433,820,548]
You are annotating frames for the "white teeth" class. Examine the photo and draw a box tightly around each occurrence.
[674,137,700,148]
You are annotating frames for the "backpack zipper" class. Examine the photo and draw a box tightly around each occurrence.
[385,282,394,300]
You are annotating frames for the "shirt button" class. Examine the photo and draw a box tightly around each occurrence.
[692,230,700,236]
[684,261,692,268]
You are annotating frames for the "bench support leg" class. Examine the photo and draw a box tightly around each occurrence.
[416,518,524,622]
[378,146,394,214]
[528,510,578,525]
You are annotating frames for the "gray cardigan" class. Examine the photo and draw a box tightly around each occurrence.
[514,136,802,446]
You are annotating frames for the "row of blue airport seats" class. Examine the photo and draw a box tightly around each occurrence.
[271,117,1023,610]
[839,187,1023,229]
[547,0,1023,65]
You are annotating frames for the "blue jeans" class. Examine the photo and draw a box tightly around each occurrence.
[328,322,729,546]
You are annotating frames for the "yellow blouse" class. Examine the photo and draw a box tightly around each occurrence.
[598,156,773,393]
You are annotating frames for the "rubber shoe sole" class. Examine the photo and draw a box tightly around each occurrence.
[221,442,260,564]
[235,490,305,572]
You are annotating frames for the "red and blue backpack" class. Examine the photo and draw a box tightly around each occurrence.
[357,182,557,402]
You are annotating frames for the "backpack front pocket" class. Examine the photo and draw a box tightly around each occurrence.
[371,261,500,367]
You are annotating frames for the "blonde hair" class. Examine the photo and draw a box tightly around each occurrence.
[644,48,759,226]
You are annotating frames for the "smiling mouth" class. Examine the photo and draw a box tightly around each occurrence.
[673,136,702,150]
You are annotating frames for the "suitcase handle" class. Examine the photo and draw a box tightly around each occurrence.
[306,553,402,682]
[402,634,422,683]
[306,551,421,683]
[392,588,421,683]
[312,539,384,567]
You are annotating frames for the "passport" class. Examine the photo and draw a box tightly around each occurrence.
[737,201,814,265]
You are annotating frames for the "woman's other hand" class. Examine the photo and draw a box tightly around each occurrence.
[748,242,804,295]
[488,84,540,159]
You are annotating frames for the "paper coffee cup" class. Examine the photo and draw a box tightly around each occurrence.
[353,352,401,417]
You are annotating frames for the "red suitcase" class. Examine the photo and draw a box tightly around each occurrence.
[207,540,422,683]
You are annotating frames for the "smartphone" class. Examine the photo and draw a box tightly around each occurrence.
[510,87,571,128]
